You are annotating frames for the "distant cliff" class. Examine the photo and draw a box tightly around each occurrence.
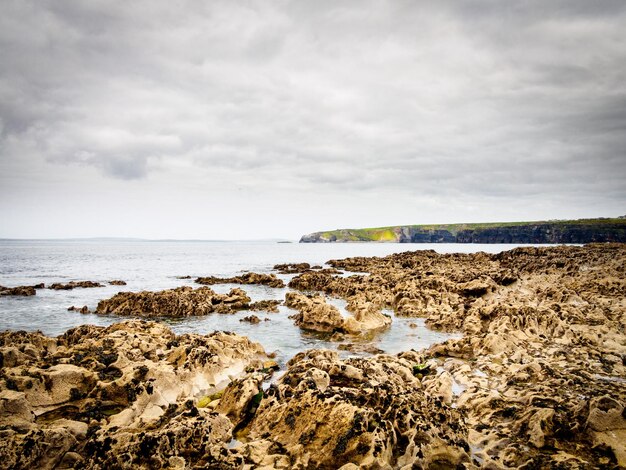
[300,217,626,244]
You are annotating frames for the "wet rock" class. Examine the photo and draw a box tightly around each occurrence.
[286,292,391,336]
[95,286,251,317]
[0,284,43,296]
[195,272,285,288]
[279,244,626,467]
[248,299,282,312]
[337,343,384,354]
[49,281,104,290]
[0,320,269,469]
[240,315,261,324]
[240,350,469,468]
[273,262,311,274]
[108,280,127,286]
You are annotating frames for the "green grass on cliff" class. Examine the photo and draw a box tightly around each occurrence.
[316,217,626,242]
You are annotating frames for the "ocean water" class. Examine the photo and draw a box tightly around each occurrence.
[0,240,541,364]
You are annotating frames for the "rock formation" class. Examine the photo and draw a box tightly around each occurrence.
[95,286,252,317]
[0,283,44,296]
[300,217,626,243]
[285,292,391,335]
[1,243,625,468]
[237,350,470,468]
[108,280,127,286]
[49,281,104,290]
[273,262,311,274]
[195,272,285,288]
[0,320,269,469]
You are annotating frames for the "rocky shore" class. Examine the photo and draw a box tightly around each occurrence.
[0,243,624,468]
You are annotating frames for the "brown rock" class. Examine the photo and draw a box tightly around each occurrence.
[195,272,285,288]
[95,286,251,317]
[49,281,104,290]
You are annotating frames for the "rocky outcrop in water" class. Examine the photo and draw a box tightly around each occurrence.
[1,244,624,468]
[0,283,44,296]
[96,286,252,317]
[49,281,104,290]
[0,320,269,469]
[195,272,285,288]
[297,243,626,467]
[231,349,469,468]
[108,280,127,286]
[285,292,391,335]
[273,262,311,274]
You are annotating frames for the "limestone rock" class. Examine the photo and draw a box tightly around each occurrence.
[195,272,285,288]
[96,286,251,317]
[49,281,104,290]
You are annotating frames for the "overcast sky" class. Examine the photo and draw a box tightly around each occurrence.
[1,1,625,239]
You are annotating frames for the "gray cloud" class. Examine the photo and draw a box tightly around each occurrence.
[1,0,625,238]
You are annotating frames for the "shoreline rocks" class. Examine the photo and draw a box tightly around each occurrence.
[195,272,285,288]
[1,243,624,468]
[0,320,270,469]
[0,283,44,296]
[285,292,391,335]
[49,281,104,290]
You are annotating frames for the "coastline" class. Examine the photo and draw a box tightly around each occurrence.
[0,243,624,468]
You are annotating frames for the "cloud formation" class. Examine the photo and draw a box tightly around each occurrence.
[1,0,625,238]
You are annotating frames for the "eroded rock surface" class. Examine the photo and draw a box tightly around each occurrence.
[0,320,269,469]
[49,281,104,290]
[293,243,626,468]
[231,350,469,469]
[96,286,252,317]
[195,272,285,288]
[0,283,44,296]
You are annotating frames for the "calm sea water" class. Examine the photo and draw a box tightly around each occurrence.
[0,240,543,364]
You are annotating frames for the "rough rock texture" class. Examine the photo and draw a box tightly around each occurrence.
[195,272,285,288]
[0,283,44,296]
[235,350,469,469]
[67,305,90,314]
[108,280,127,286]
[300,218,626,243]
[240,315,261,324]
[2,243,624,468]
[289,243,626,468]
[0,320,269,469]
[95,286,252,317]
[249,299,282,313]
[285,292,391,335]
[274,262,312,274]
[49,281,104,290]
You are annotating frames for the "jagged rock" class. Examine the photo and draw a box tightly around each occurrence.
[108,280,127,286]
[95,286,251,317]
[49,281,104,290]
[0,283,43,296]
[285,292,391,335]
[195,272,285,288]
[337,343,384,354]
[67,305,90,314]
[239,350,469,469]
[0,320,269,469]
[240,315,261,324]
[248,299,282,312]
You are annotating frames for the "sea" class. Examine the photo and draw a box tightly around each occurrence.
[0,240,544,366]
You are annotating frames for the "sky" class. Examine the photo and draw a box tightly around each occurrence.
[1,0,625,240]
